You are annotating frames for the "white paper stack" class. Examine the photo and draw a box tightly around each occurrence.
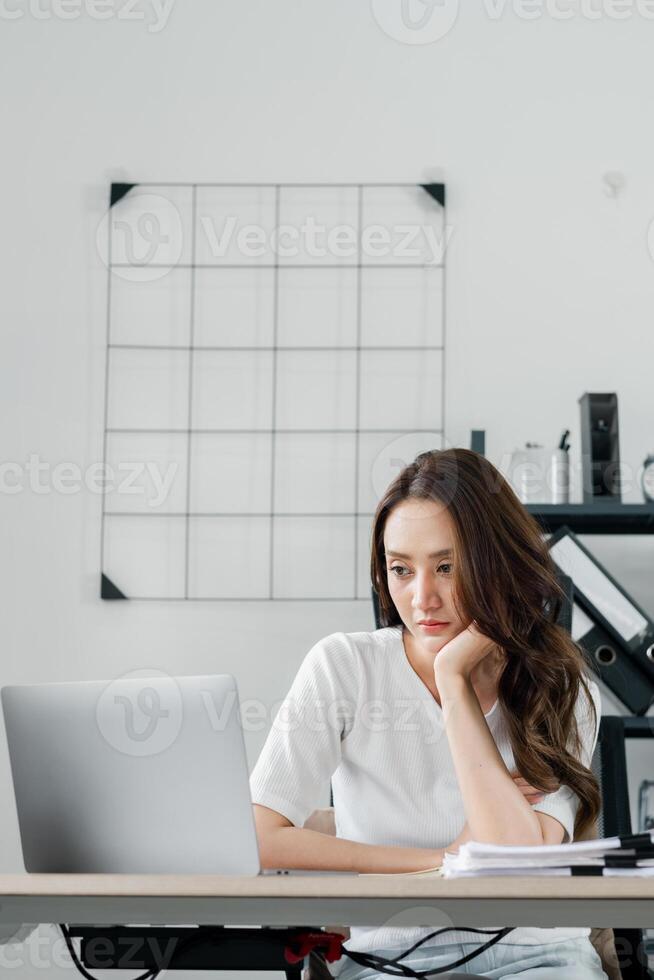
[442,832,654,878]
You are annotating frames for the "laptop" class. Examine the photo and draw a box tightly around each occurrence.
[1,674,350,876]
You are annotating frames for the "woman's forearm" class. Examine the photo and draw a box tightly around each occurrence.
[439,674,544,846]
[259,826,444,874]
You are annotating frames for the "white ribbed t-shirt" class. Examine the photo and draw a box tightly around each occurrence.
[249,625,602,960]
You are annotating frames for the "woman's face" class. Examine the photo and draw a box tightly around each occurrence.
[383,498,467,652]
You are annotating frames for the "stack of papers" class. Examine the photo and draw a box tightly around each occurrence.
[442,832,654,878]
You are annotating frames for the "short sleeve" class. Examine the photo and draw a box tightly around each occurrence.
[531,676,602,844]
[249,632,360,827]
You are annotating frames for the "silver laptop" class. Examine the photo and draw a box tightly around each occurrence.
[1,674,347,876]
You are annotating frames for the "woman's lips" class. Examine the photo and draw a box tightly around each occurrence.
[418,621,449,632]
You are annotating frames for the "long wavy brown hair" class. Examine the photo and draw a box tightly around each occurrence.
[370,447,601,839]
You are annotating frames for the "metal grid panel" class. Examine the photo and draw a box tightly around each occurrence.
[100,182,447,600]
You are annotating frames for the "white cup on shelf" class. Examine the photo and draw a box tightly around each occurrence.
[508,445,570,505]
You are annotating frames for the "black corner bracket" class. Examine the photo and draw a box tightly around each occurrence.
[419,183,445,207]
[110,183,137,208]
[101,573,128,600]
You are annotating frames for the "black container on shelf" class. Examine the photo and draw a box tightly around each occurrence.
[579,392,621,503]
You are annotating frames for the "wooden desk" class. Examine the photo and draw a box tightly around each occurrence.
[0,874,653,929]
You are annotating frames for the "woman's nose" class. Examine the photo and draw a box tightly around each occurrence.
[411,571,444,610]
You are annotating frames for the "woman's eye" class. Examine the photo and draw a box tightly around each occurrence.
[389,564,452,577]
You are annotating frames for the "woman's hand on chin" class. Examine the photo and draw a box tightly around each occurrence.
[433,621,498,684]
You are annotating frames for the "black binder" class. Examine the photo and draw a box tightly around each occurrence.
[548,525,654,687]
[571,601,654,715]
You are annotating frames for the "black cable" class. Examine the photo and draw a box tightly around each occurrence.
[360,929,513,977]
[343,926,516,978]
[347,928,513,978]
[61,921,515,979]
[59,925,159,980]
[384,925,511,963]
[352,925,495,963]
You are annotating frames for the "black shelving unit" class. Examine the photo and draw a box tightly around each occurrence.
[527,503,654,535]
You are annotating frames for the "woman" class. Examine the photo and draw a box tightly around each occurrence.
[250,449,606,979]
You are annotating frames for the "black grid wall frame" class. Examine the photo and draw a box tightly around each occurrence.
[100,182,447,600]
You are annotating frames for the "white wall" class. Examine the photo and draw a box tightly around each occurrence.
[1,0,653,974]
